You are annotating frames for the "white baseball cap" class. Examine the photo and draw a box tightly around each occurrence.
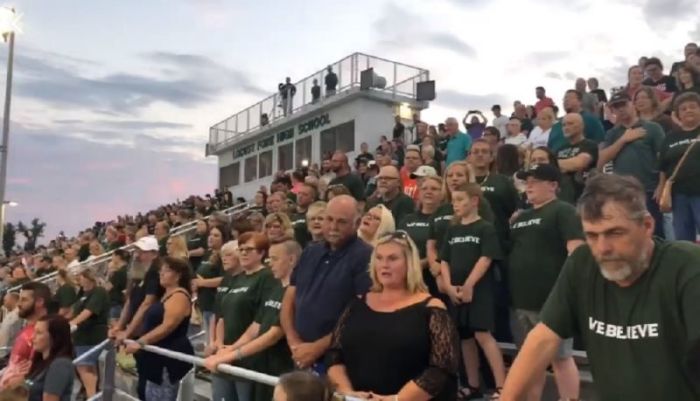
[133,236,159,252]
[410,165,438,179]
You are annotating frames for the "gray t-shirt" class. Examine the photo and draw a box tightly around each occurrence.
[603,120,665,192]
[29,357,74,401]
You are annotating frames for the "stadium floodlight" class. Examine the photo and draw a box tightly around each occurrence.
[0,6,20,258]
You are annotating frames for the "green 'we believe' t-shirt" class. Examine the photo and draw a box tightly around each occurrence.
[219,267,276,369]
[476,173,519,247]
[508,200,583,311]
[439,219,501,286]
[541,240,700,401]
[429,199,496,259]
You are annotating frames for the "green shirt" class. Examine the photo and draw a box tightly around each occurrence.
[603,120,665,192]
[367,192,416,224]
[508,200,583,311]
[659,127,700,196]
[220,268,277,366]
[108,265,128,306]
[541,240,700,401]
[158,237,168,257]
[557,138,599,203]
[54,284,77,309]
[548,111,606,152]
[254,281,293,375]
[73,287,110,346]
[429,199,496,259]
[476,173,519,247]
[398,211,433,259]
[329,173,366,201]
[440,219,502,285]
[196,260,223,312]
[187,233,208,269]
[289,211,311,248]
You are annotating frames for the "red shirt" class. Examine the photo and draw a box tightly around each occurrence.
[0,323,34,387]
[535,97,555,114]
[400,167,419,201]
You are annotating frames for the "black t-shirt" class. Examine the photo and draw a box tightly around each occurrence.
[393,123,406,139]
[659,127,700,196]
[325,72,338,91]
[311,85,321,100]
[290,211,312,248]
[557,138,599,202]
[643,76,678,94]
[366,192,415,225]
[591,88,608,103]
[127,262,164,335]
[329,173,367,201]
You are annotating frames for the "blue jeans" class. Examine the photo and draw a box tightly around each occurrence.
[672,193,700,241]
[211,374,238,401]
[645,192,665,239]
[234,380,253,401]
[203,311,215,344]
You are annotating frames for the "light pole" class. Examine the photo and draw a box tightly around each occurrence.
[0,7,18,257]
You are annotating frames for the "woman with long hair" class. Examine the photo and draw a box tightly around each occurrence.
[672,63,700,126]
[264,213,295,243]
[53,270,77,319]
[193,225,231,348]
[327,231,459,401]
[166,235,189,260]
[357,205,396,247]
[634,86,674,133]
[125,257,194,401]
[398,176,444,296]
[26,315,75,401]
[70,270,110,398]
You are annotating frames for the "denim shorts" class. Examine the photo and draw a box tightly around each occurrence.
[75,345,102,366]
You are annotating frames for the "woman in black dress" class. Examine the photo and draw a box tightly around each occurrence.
[327,231,459,401]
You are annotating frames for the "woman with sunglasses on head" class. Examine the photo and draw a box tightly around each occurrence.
[398,175,444,296]
[207,232,276,401]
[327,231,459,401]
[427,161,495,294]
[357,205,395,247]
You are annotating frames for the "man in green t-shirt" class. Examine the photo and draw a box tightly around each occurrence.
[508,164,584,401]
[289,183,315,248]
[502,174,700,401]
[366,165,416,224]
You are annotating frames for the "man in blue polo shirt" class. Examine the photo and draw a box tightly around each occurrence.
[548,89,605,152]
[280,195,372,373]
[445,116,472,166]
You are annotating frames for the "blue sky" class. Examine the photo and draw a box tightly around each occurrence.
[1,0,697,241]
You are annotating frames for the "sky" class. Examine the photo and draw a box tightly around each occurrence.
[0,0,697,242]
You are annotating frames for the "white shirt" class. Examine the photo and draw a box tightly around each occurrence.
[504,133,528,147]
[526,126,551,148]
[493,115,509,139]
[0,309,20,349]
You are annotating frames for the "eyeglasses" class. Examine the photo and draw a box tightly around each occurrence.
[365,213,382,221]
[377,176,399,181]
[238,246,257,254]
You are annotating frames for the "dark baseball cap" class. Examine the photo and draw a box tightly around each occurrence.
[608,92,631,107]
[516,164,561,183]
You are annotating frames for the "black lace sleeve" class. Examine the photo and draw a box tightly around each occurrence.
[324,300,356,368]
[414,306,460,396]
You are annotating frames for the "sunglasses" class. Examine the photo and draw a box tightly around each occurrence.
[379,230,411,241]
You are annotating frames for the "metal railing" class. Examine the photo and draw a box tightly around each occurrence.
[6,203,255,294]
[207,52,430,152]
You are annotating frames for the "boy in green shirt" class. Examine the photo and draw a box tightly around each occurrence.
[440,183,506,400]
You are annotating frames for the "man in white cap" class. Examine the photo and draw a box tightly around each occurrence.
[110,235,164,400]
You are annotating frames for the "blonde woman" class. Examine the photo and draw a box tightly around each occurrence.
[166,235,189,260]
[265,212,294,242]
[357,205,395,247]
[327,231,459,401]
[305,201,327,243]
[85,240,104,261]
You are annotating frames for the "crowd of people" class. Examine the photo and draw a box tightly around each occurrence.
[0,42,698,401]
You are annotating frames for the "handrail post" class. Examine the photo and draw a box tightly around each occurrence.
[102,341,116,401]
